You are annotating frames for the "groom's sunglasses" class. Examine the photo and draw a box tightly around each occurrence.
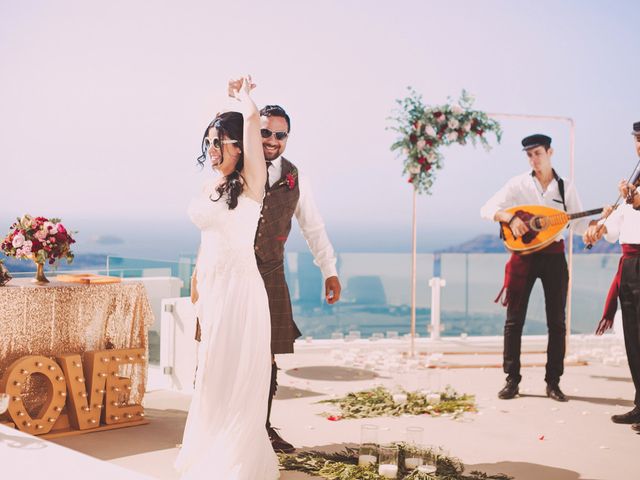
[260,129,289,141]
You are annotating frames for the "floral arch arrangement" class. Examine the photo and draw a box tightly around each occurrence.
[390,88,502,193]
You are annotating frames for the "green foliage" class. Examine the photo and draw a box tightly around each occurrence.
[318,386,475,420]
[279,445,512,480]
[388,87,502,194]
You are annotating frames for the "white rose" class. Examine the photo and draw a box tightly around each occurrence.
[425,125,437,137]
[12,233,25,248]
[448,118,459,129]
[416,139,426,150]
[447,132,458,141]
[49,225,59,235]
[463,122,471,132]
[451,104,464,115]
[437,114,447,123]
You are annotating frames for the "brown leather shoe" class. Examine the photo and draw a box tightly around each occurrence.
[611,407,640,424]
[546,384,568,402]
[267,426,295,453]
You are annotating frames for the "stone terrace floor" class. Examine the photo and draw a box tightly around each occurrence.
[48,335,638,480]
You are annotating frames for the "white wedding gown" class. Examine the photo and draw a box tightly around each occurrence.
[175,184,280,480]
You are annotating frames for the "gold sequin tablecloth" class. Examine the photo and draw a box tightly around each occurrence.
[0,279,153,408]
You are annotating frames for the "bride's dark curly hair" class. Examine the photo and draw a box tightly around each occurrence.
[197,111,245,210]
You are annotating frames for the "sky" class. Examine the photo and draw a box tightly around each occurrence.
[1,0,639,258]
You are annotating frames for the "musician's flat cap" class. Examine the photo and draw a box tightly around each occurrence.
[522,134,552,150]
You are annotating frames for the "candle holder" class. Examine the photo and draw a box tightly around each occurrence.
[358,424,378,467]
[404,426,424,470]
[418,448,438,475]
[378,444,398,478]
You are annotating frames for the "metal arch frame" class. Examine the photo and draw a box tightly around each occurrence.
[409,112,576,357]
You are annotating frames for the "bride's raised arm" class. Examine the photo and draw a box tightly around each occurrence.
[229,76,266,202]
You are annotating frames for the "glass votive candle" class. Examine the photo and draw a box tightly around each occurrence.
[417,449,438,475]
[426,392,442,405]
[429,368,442,392]
[378,444,398,478]
[404,426,424,469]
[358,424,378,467]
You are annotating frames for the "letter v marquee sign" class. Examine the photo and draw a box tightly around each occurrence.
[0,348,148,438]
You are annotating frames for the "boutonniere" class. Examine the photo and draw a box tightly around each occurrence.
[277,167,298,190]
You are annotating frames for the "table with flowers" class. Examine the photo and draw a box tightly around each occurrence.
[0,278,153,411]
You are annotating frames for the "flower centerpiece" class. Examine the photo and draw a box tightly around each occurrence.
[389,88,502,194]
[1,215,76,284]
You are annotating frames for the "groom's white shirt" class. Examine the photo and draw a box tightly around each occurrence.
[267,156,338,280]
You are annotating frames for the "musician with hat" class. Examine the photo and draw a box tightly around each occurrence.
[480,133,592,401]
[583,121,640,431]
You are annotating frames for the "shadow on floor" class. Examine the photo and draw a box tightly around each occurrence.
[276,385,325,400]
[518,393,634,407]
[51,408,187,460]
[280,443,596,480]
[285,366,378,381]
[590,374,633,383]
[467,461,596,480]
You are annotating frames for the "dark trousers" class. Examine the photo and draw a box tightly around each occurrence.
[266,361,278,429]
[620,257,640,407]
[504,253,568,385]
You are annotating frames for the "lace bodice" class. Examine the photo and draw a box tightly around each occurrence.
[188,184,262,272]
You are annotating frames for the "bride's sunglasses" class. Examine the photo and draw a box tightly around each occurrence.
[204,137,238,151]
[260,129,288,141]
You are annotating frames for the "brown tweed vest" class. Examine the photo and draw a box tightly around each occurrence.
[254,157,302,354]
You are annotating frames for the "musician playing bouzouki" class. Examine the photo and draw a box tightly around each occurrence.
[480,134,594,402]
[583,121,640,432]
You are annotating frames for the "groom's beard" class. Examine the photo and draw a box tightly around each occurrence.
[263,143,283,161]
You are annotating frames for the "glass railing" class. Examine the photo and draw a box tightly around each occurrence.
[3,252,620,363]
[285,252,619,339]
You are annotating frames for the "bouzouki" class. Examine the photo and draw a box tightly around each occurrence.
[500,205,603,254]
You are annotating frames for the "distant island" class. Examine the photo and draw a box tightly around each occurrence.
[437,234,621,254]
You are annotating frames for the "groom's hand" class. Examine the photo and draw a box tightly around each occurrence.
[227,78,243,98]
[325,276,341,304]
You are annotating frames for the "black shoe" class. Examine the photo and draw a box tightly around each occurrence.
[498,380,519,399]
[611,407,640,424]
[267,426,295,453]
[546,384,568,402]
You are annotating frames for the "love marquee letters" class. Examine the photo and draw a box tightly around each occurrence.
[0,348,147,436]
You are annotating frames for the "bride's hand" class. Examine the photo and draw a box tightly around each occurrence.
[229,75,256,101]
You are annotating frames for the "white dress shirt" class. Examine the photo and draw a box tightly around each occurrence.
[268,157,338,280]
[603,203,640,244]
[480,170,590,237]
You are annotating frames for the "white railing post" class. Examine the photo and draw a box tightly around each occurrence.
[429,277,446,340]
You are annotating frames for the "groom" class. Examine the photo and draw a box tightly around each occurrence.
[256,105,341,453]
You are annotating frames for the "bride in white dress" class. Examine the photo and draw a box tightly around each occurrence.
[175,76,280,479]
